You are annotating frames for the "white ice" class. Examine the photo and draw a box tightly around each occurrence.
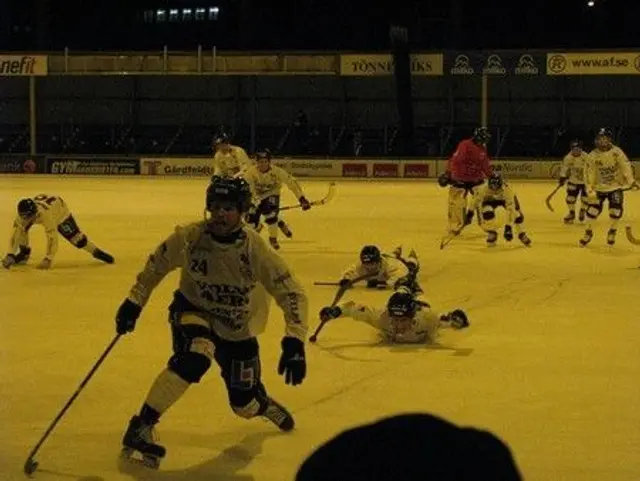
[1,175,639,481]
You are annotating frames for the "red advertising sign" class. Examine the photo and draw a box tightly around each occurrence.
[372,163,399,177]
[342,163,367,177]
[403,163,429,178]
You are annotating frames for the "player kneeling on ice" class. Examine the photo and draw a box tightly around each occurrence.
[558,139,589,224]
[579,128,636,247]
[319,288,469,344]
[114,176,308,469]
[475,174,531,247]
[243,149,312,250]
[339,245,422,293]
[2,194,114,270]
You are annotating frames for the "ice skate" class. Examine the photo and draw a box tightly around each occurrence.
[269,237,280,250]
[563,211,575,224]
[262,398,295,432]
[120,416,166,469]
[486,230,498,246]
[578,208,586,222]
[278,220,293,238]
[607,228,617,246]
[93,248,115,264]
[518,232,532,247]
[579,229,593,247]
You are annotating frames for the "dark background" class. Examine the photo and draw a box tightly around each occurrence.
[2,0,638,51]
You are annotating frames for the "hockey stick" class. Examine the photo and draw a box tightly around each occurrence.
[23,334,122,476]
[440,205,481,250]
[309,272,373,343]
[280,182,337,211]
[313,281,341,286]
[545,184,563,212]
[625,226,640,245]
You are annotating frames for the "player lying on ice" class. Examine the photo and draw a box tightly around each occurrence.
[474,173,532,247]
[318,287,469,344]
[2,194,114,269]
[338,245,422,293]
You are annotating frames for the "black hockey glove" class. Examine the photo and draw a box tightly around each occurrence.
[446,309,469,329]
[338,278,351,288]
[437,171,451,188]
[366,279,387,289]
[558,177,568,186]
[503,225,513,242]
[299,196,312,211]
[319,306,342,322]
[116,298,142,335]
[278,337,306,386]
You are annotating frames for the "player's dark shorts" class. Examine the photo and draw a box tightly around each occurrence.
[586,190,624,218]
[482,196,521,211]
[567,182,587,198]
[57,215,82,241]
[256,195,280,216]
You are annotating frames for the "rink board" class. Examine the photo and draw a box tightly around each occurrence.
[1,175,640,481]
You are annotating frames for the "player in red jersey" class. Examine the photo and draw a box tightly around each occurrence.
[438,127,493,235]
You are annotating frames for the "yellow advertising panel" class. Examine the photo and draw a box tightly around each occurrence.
[340,54,443,76]
[547,52,640,75]
[0,55,48,76]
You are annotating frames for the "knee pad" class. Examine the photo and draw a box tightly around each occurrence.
[231,398,265,419]
[566,194,577,204]
[514,212,524,224]
[168,351,212,383]
[73,235,88,249]
[482,209,495,221]
[609,207,623,219]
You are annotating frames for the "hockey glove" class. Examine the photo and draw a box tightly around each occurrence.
[504,225,513,242]
[116,298,142,335]
[447,309,469,329]
[299,196,311,211]
[319,306,342,322]
[278,337,306,386]
[338,278,351,288]
[36,258,52,270]
[437,172,451,188]
[558,177,568,186]
[2,254,16,269]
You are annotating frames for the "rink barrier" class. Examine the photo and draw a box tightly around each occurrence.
[0,155,44,174]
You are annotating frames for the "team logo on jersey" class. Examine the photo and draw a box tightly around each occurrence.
[514,54,540,75]
[483,55,506,75]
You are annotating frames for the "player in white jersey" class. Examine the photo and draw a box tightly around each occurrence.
[243,149,312,250]
[580,128,636,246]
[558,140,589,224]
[318,288,469,344]
[114,176,308,469]
[339,245,422,293]
[212,133,252,178]
[2,194,114,269]
[474,173,532,247]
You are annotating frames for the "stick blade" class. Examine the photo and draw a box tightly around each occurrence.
[625,226,640,245]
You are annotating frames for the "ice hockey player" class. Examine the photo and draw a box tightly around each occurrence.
[243,149,312,250]
[212,133,252,178]
[475,173,532,247]
[1,194,114,270]
[339,245,422,293]
[114,176,308,469]
[558,139,589,224]
[580,128,636,246]
[438,127,493,235]
[318,287,469,344]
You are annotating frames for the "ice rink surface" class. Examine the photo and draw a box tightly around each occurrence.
[1,175,640,481]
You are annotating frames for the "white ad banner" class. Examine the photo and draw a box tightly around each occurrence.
[141,158,214,176]
[0,55,48,76]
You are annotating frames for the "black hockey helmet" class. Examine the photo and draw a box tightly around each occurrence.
[570,139,583,149]
[595,127,612,140]
[473,127,491,145]
[206,176,252,213]
[17,198,37,218]
[360,245,381,264]
[255,148,272,161]
[213,132,230,146]
[387,291,417,318]
[488,172,503,190]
